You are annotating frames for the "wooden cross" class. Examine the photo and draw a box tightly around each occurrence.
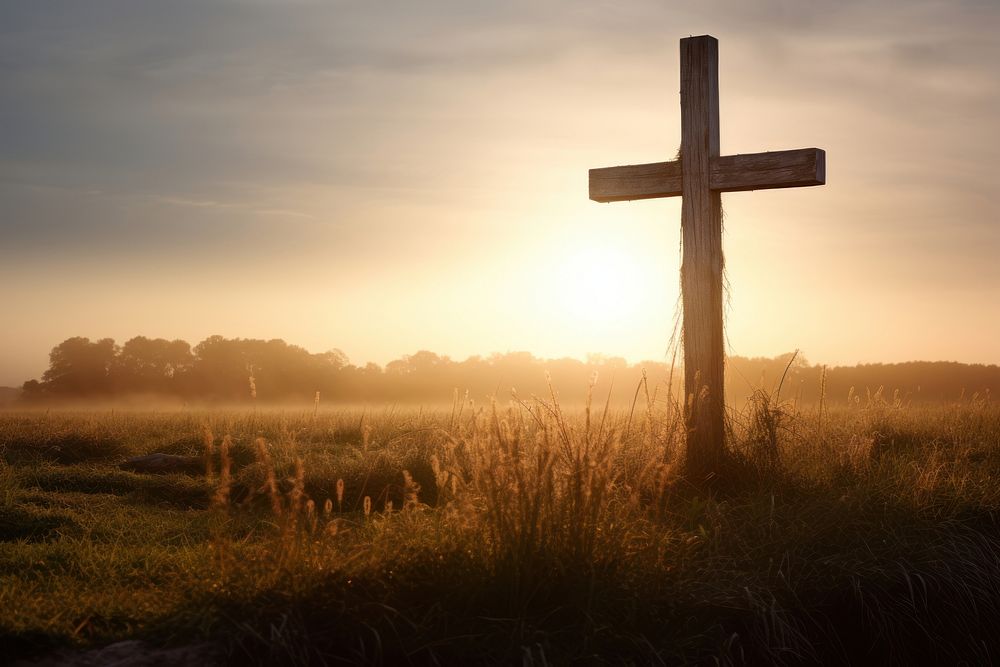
[589,35,826,480]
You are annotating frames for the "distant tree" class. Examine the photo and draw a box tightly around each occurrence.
[21,333,1000,406]
[320,349,350,371]
[245,338,319,400]
[20,379,43,400]
[187,336,322,401]
[41,337,118,396]
[189,335,255,401]
[115,337,194,394]
[586,353,628,369]
[386,351,447,375]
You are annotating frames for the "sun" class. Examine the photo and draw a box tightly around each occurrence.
[503,211,678,357]
[545,243,646,326]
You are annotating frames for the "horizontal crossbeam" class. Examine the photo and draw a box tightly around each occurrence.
[589,147,825,203]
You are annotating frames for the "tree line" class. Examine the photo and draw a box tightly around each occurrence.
[17,335,999,406]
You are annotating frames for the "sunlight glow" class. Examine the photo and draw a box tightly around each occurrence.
[543,242,646,327]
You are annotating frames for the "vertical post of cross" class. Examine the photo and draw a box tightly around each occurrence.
[679,35,725,479]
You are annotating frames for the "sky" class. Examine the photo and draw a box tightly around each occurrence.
[1,0,998,386]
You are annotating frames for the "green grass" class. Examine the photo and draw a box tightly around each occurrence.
[1,395,999,664]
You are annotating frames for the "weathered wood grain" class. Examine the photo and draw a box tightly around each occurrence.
[679,35,726,478]
[712,148,825,192]
[589,160,682,202]
[588,148,825,202]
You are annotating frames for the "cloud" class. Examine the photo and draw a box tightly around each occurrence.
[1,0,997,270]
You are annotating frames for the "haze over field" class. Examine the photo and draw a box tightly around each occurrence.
[2,1,999,387]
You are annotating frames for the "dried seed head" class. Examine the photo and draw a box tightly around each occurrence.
[430,453,445,489]
[402,469,420,509]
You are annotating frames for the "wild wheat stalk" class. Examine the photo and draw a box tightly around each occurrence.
[255,437,282,517]
[211,435,232,509]
[203,426,215,481]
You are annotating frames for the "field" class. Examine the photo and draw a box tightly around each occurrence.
[2,389,1000,665]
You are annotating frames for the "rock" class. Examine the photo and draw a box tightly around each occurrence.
[119,453,204,475]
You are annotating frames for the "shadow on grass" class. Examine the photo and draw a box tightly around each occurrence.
[132,488,1000,666]
[0,504,79,542]
[21,467,212,510]
[3,433,132,466]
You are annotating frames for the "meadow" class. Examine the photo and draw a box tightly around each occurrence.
[2,385,999,664]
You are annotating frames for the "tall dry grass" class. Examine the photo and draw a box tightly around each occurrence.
[3,375,1000,663]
